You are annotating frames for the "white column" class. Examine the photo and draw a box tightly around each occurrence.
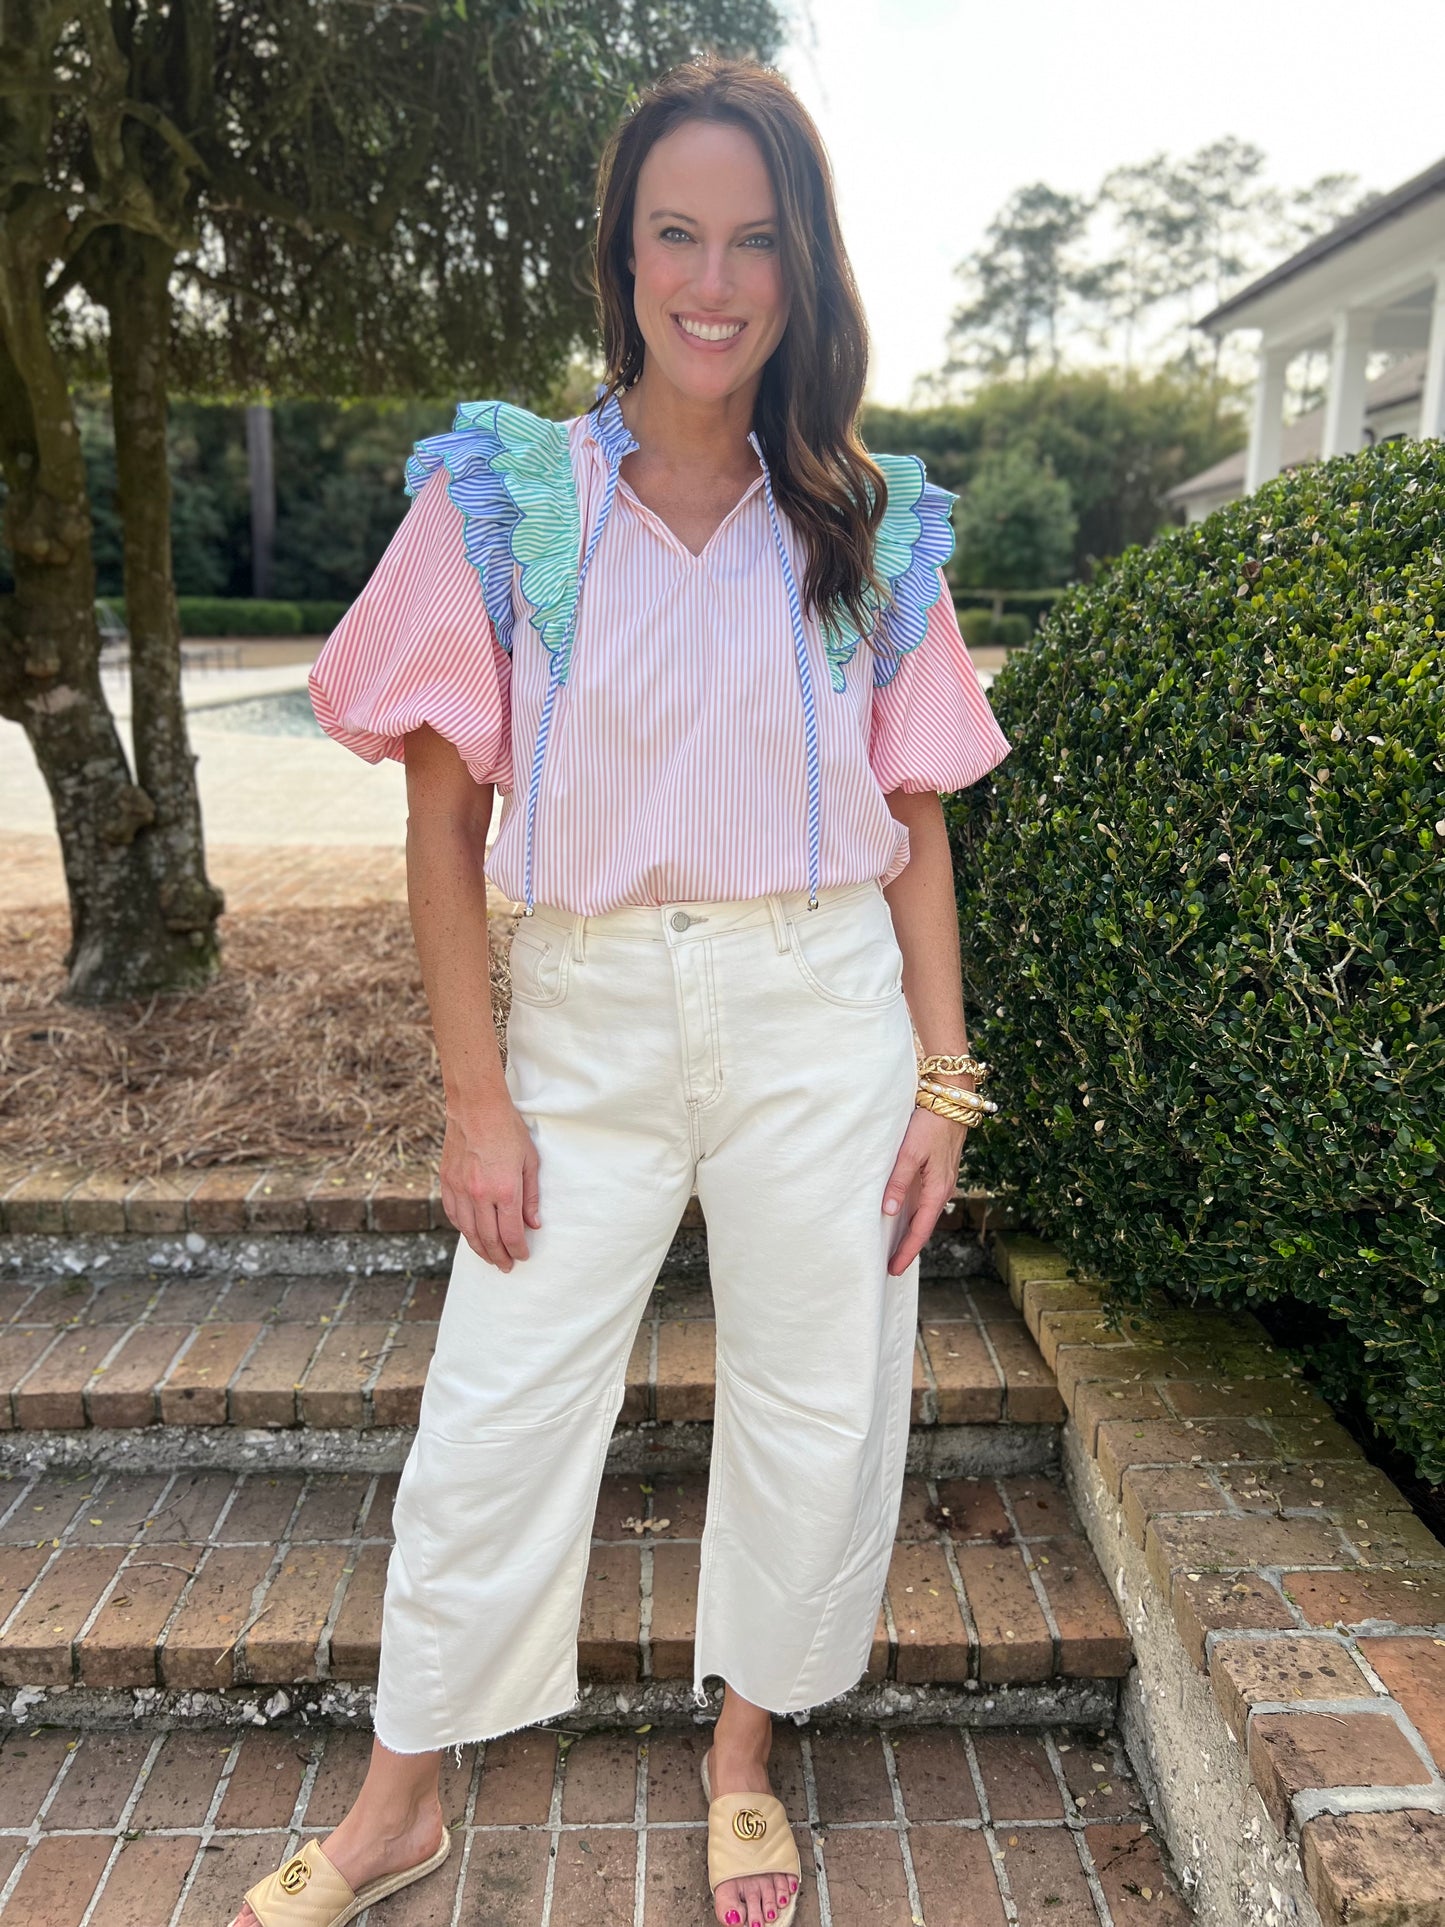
[1321,308,1375,458]
[1246,344,1291,492]
[1420,262,1445,441]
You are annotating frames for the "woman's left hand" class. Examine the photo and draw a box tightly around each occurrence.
[881,1106,967,1277]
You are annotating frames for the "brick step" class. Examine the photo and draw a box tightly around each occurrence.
[0,1465,1129,1704]
[0,1272,1063,1445]
[0,1721,1192,1927]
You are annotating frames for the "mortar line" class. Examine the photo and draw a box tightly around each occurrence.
[72,1468,187,1654]
[994,1480,1064,1666]
[970,1317,1018,1417]
[75,1729,169,1927]
[0,1469,129,1645]
[647,1306,660,1425]
[358,1315,402,1423]
[798,1732,833,1927]
[134,1323,208,1418]
[354,1473,382,1537]
[166,1732,246,1927]
[880,1731,925,1927]
[932,1478,981,1659]
[535,1731,568,1927]
[961,1728,1020,1927]
[76,1319,154,1424]
[0,1467,39,1532]
[446,1738,487,1927]
[914,1331,941,1427]
[313,1481,377,1682]
[288,1731,325,1836]
[632,1732,649,1927]
[1041,1730,1117,1927]
[153,1468,250,1673]
[233,1471,314,1683]
[8,1325,87,1410]
[0,1725,88,1919]
[0,1812,1157,1842]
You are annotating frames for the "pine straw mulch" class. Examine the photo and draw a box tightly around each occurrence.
[0,904,517,1181]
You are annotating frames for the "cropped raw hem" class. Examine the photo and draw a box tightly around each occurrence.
[372,1686,583,1759]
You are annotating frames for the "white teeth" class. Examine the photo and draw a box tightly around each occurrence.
[677,317,744,342]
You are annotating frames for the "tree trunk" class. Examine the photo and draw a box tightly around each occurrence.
[102,231,224,961]
[0,283,214,1002]
[246,402,276,599]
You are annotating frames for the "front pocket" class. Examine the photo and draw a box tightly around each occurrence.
[787,894,905,1009]
[506,926,571,1007]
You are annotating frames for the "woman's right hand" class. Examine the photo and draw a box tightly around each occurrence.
[439,1091,541,1271]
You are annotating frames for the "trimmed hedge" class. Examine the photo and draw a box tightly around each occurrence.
[947,440,1445,1483]
[957,608,1033,649]
[98,598,350,637]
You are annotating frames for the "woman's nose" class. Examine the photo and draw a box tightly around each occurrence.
[694,244,734,305]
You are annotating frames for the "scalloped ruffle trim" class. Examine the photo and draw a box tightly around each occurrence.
[404,401,581,676]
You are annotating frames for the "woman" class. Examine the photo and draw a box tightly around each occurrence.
[234,54,1008,1927]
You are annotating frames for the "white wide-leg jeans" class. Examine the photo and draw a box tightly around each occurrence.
[373,879,921,1754]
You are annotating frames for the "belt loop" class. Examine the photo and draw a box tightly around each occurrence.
[575,912,588,965]
[767,894,790,955]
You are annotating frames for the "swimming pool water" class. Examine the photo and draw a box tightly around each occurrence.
[192,689,325,737]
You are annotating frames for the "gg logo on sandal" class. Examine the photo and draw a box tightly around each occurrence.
[279,1855,312,1893]
[732,1808,767,1841]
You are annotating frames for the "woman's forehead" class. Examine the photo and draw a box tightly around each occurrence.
[636,119,776,218]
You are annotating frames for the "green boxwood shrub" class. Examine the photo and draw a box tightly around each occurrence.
[955,608,1034,649]
[947,440,1445,1483]
[295,601,350,634]
[993,612,1033,650]
[99,598,348,637]
[177,598,303,636]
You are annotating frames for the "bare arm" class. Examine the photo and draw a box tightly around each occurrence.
[879,788,974,1276]
[404,724,538,1271]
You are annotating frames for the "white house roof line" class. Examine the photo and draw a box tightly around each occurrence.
[1197,153,1445,334]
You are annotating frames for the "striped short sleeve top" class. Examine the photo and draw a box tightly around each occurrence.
[308,388,1011,915]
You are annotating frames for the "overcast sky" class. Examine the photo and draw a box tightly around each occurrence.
[778,0,1445,405]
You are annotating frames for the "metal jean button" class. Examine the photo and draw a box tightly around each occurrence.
[670,911,693,931]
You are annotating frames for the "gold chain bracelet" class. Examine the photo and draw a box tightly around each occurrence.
[917,1052,991,1082]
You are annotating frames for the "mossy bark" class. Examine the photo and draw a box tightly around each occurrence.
[0,260,215,1003]
[103,231,224,957]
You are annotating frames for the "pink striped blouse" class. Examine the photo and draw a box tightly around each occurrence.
[308,397,1010,914]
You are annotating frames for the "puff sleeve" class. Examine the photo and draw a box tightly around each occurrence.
[307,465,514,791]
[868,568,1011,795]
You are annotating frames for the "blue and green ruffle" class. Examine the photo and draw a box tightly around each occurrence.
[404,401,583,680]
[404,401,955,692]
[820,454,959,691]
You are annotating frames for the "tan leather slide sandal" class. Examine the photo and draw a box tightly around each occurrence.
[700,1751,800,1915]
[242,1830,452,1927]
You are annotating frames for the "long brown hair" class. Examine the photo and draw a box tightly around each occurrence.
[591,56,887,638]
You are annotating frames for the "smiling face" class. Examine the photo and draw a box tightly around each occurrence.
[627,117,790,408]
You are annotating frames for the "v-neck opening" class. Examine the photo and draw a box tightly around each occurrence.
[615,471,764,565]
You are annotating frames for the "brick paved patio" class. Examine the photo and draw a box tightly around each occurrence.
[0,1720,1187,1926]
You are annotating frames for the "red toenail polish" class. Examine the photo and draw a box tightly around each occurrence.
[726,1914,739,1924]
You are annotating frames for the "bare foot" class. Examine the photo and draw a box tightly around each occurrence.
[706,1742,799,1927]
